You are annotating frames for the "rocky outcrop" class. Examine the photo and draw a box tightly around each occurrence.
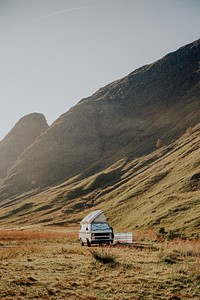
[0,113,48,179]
[0,39,200,198]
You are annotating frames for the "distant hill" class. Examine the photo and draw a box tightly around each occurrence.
[0,113,48,180]
[0,39,199,234]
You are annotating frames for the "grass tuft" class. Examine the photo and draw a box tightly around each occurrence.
[90,248,118,266]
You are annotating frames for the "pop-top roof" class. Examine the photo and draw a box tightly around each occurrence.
[80,210,106,224]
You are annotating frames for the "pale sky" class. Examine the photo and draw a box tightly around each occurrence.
[0,0,200,140]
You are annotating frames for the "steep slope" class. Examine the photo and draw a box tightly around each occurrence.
[0,123,199,235]
[0,113,48,180]
[0,39,200,198]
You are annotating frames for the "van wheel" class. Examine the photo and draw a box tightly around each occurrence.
[80,239,84,246]
[86,239,91,247]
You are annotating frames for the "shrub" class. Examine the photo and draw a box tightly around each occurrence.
[157,228,177,240]
[157,227,167,239]
[90,248,118,266]
[168,230,176,240]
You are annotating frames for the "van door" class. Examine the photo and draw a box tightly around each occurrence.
[79,224,91,245]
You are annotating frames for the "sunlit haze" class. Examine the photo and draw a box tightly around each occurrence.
[0,0,200,140]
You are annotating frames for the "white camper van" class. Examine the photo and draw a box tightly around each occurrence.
[79,210,114,246]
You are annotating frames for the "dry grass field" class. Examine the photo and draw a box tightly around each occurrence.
[0,229,199,300]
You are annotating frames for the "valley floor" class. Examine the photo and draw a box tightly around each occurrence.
[0,229,199,300]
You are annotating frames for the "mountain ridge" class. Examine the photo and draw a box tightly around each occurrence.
[1,39,200,197]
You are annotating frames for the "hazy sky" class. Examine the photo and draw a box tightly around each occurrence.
[0,0,200,140]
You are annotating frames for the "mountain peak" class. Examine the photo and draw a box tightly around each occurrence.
[5,113,48,137]
[0,112,49,179]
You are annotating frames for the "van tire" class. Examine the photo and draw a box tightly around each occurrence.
[80,239,84,246]
[86,239,91,247]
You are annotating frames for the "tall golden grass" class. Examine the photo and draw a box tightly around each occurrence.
[0,229,78,261]
[0,229,77,242]
[159,238,200,257]
[0,245,43,260]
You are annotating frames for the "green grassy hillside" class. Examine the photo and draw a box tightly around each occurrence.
[0,123,199,236]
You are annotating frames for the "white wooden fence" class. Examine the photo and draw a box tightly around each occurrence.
[114,232,133,244]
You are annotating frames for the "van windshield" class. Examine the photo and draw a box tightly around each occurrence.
[91,222,111,231]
